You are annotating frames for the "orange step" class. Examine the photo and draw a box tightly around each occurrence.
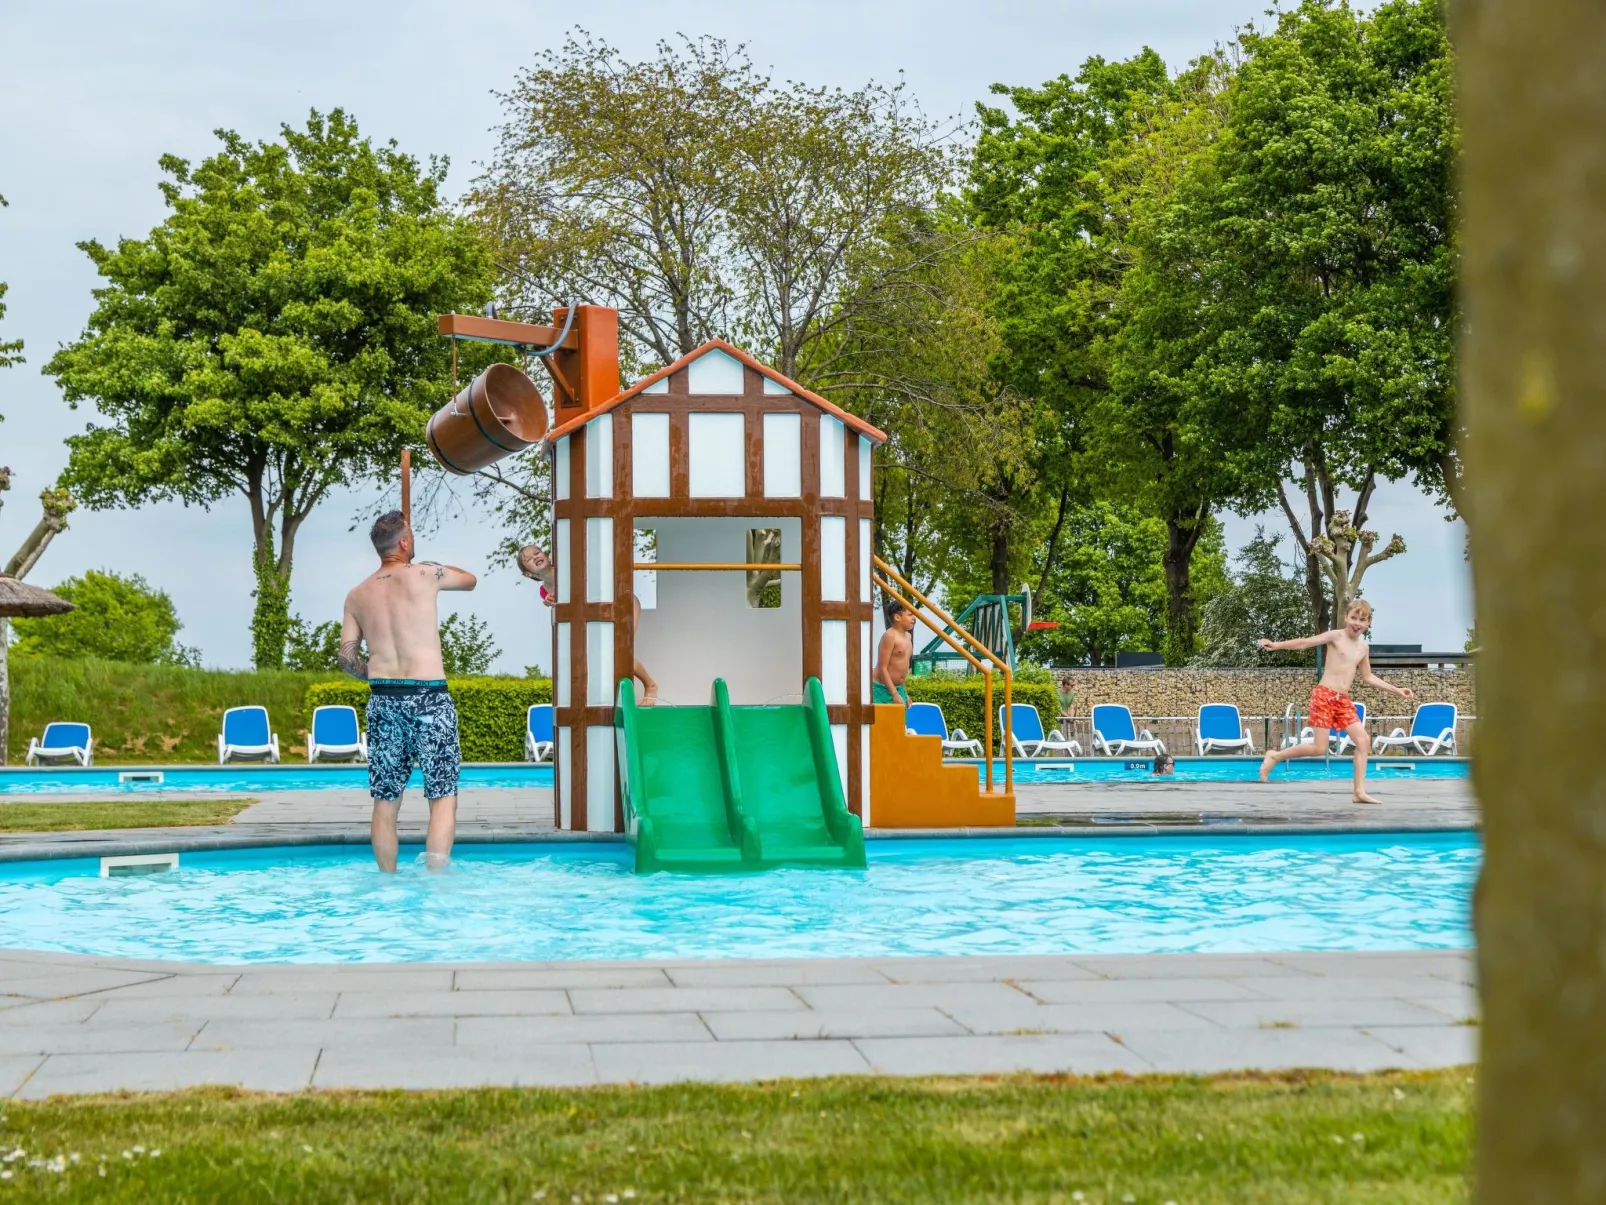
[868,703,1015,828]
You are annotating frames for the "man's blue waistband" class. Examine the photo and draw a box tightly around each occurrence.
[369,678,449,695]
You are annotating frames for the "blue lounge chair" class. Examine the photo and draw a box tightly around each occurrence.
[1372,702,1458,756]
[25,722,93,767]
[308,705,366,763]
[1295,701,1368,754]
[904,701,982,757]
[218,706,280,764]
[1090,704,1165,757]
[1195,704,1254,755]
[1000,703,1082,758]
[526,704,554,762]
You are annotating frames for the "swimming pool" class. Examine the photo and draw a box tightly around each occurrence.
[0,756,1468,794]
[0,834,1478,964]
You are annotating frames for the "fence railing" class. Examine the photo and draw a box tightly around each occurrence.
[1051,713,1477,756]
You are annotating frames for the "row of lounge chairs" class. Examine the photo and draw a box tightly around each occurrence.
[23,705,367,767]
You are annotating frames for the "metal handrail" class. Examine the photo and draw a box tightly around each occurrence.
[873,557,1014,796]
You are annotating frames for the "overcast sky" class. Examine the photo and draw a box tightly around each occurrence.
[0,0,1471,672]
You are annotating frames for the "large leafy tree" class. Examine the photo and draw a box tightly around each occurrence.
[45,111,496,667]
[10,569,197,665]
[1191,530,1320,668]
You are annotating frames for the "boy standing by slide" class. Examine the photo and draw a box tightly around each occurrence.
[1255,598,1415,804]
[874,599,917,707]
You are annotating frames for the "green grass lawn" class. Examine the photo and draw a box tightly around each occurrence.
[0,799,253,832]
[0,1071,1471,1202]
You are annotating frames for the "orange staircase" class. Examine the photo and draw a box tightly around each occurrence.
[869,704,1015,827]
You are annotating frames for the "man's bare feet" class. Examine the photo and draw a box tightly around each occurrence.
[1258,753,1276,782]
[1353,791,1381,805]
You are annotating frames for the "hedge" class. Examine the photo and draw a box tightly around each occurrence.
[307,678,552,763]
[904,676,1061,752]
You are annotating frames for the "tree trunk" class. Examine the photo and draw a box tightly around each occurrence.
[251,530,292,670]
[989,519,1010,596]
[1161,515,1204,664]
[1458,0,1606,1198]
[0,618,9,767]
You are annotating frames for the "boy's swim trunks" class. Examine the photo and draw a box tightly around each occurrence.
[366,680,461,801]
[872,682,909,705]
[1308,684,1359,733]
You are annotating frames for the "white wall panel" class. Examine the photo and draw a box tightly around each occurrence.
[641,375,669,394]
[554,519,571,604]
[820,415,845,497]
[585,517,613,602]
[822,620,848,705]
[584,414,613,498]
[860,621,872,704]
[687,347,745,394]
[586,725,615,832]
[762,375,792,395]
[859,518,872,602]
[555,623,571,708]
[586,622,614,706]
[554,438,570,501]
[632,413,670,497]
[859,725,872,827]
[859,436,873,501]
[820,516,846,602]
[829,724,848,803]
[557,729,572,829]
[763,413,801,498]
[688,413,746,497]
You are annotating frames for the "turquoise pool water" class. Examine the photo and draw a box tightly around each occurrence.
[0,756,1467,794]
[0,835,1478,964]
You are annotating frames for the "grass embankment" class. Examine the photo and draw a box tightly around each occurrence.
[6,658,341,765]
[0,1071,1470,1202]
[0,799,253,832]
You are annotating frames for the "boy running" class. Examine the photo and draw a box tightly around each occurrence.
[1255,599,1414,804]
[874,599,917,707]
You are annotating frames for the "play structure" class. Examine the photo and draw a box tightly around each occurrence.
[421,306,1016,871]
[910,587,1038,674]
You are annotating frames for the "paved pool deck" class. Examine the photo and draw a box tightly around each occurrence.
[0,948,1477,1097]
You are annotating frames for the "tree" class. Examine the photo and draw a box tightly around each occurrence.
[1192,529,1320,667]
[439,612,500,677]
[1021,502,1228,667]
[1202,0,1458,627]
[9,569,196,665]
[284,615,343,672]
[45,110,497,668]
[0,471,77,764]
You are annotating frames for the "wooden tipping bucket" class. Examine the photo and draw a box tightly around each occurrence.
[425,363,549,475]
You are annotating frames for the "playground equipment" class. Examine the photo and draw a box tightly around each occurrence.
[427,305,1017,868]
[909,587,1052,674]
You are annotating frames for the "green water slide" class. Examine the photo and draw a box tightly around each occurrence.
[615,678,866,874]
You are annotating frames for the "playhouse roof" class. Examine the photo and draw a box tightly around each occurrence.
[543,338,888,445]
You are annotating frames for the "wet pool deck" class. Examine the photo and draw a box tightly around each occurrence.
[0,777,1479,1095]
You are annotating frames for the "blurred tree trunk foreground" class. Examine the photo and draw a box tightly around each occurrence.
[1458,0,1606,1199]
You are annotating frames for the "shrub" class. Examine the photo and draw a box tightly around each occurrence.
[905,675,1060,752]
[10,570,192,664]
[307,677,553,762]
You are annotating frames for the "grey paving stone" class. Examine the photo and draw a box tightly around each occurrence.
[454,967,671,991]
[591,1039,870,1085]
[0,969,173,999]
[332,989,571,1019]
[1072,954,1321,980]
[1363,1025,1479,1067]
[192,1017,453,1051]
[702,1008,967,1041]
[86,974,242,998]
[792,983,1033,1012]
[0,1054,45,1097]
[1013,977,1270,1005]
[941,999,1219,1036]
[867,956,1100,984]
[0,998,105,1026]
[1238,975,1478,1003]
[313,1044,597,1089]
[1178,997,1458,1030]
[456,1013,713,1047]
[569,987,806,1015]
[1400,995,1481,1024]
[93,992,338,1023]
[855,1033,1150,1076]
[664,961,893,988]
[17,1049,319,1098]
[0,1020,202,1056]
[229,968,455,994]
[1117,1027,1411,1074]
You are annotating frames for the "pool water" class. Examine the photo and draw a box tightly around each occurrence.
[0,835,1478,964]
[0,756,1467,795]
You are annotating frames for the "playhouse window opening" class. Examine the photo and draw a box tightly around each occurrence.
[634,528,658,609]
[746,528,783,609]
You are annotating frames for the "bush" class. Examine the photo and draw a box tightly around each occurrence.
[307,677,552,762]
[284,617,343,672]
[10,570,194,665]
[905,675,1060,752]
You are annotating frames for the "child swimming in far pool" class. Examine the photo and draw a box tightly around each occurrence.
[1152,752,1175,776]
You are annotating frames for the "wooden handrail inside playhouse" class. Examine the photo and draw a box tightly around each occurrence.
[633,562,802,571]
[873,558,1013,797]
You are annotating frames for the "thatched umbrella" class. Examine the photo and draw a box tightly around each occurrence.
[0,576,74,767]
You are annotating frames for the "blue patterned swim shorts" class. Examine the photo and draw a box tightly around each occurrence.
[365,681,461,801]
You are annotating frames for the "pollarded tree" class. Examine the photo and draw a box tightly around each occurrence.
[45,110,497,667]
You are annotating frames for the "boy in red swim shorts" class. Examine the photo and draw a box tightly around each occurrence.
[1254,599,1415,804]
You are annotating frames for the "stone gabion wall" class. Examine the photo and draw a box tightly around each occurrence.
[1053,667,1477,721]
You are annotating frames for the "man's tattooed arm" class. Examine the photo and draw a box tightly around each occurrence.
[338,639,369,680]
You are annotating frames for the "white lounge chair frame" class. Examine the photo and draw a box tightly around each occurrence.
[307,705,367,763]
[1001,704,1083,758]
[903,702,982,758]
[1194,705,1255,755]
[25,723,94,767]
[1296,702,1368,755]
[525,705,555,763]
[1372,703,1459,756]
[218,706,281,765]
[1090,705,1167,757]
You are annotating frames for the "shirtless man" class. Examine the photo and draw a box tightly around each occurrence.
[340,511,477,871]
[517,543,658,705]
[873,599,917,708]
[1255,598,1415,804]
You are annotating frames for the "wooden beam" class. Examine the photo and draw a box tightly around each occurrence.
[437,313,581,350]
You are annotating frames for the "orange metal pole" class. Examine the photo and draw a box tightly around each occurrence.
[634,562,802,571]
[400,448,411,528]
